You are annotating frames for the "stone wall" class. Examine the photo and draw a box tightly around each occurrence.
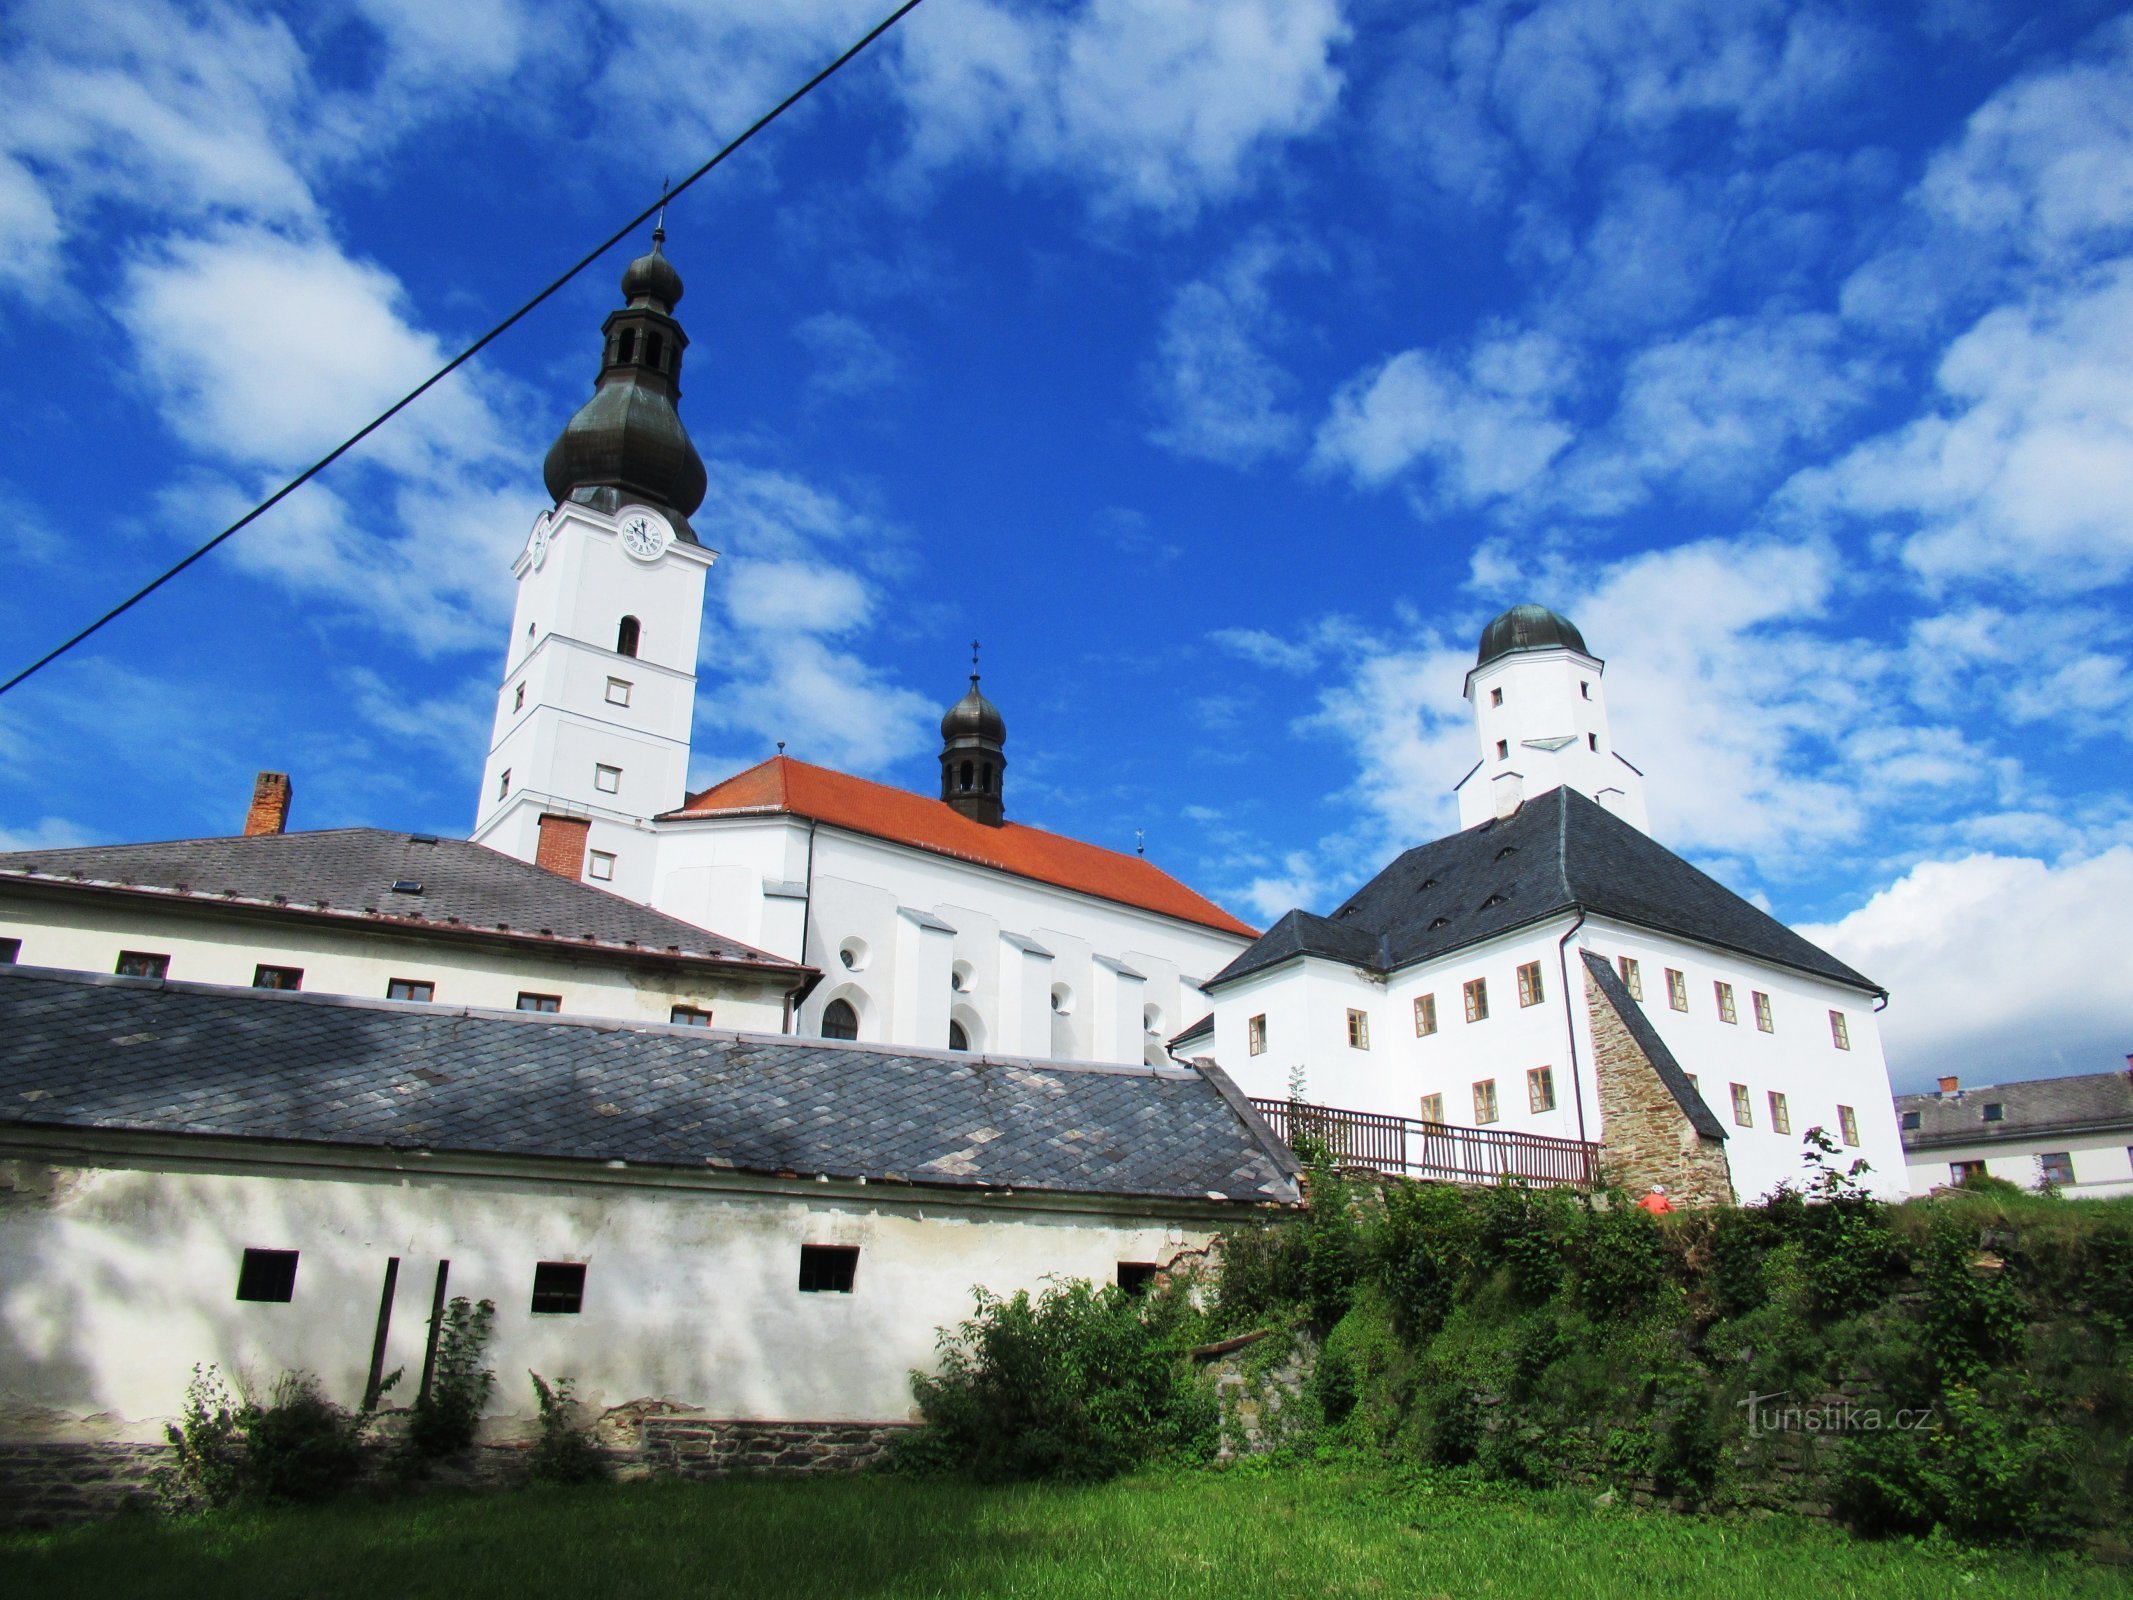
[0,1415,912,1529]
[1586,971,1734,1206]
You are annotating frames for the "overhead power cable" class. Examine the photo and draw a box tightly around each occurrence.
[0,0,927,700]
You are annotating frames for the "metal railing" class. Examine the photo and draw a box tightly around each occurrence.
[1250,1097,1600,1189]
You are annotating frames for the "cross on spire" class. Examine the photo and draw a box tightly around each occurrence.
[970,639,981,686]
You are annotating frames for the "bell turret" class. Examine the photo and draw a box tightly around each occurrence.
[541,226,708,530]
[940,643,1007,826]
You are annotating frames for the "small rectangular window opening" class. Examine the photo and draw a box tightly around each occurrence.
[1618,956,1642,1000]
[1587,733,1598,751]
[1419,1092,1444,1124]
[1472,1079,1500,1125]
[1900,1109,1920,1131]
[1837,1105,1860,1147]
[497,768,511,800]
[517,992,561,1013]
[1495,739,1509,759]
[1414,993,1437,1036]
[1770,1092,1792,1135]
[1753,991,1774,1033]
[2040,1152,2074,1186]
[1715,981,1737,1024]
[1829,1010,1850,1050]
[798,1244,859,1294]
[605,677,633,707]
[1516,961,1544,1007]
[1580,681,1591,700]
[1527,1066,1556,1114]
[1982,1102,2004,1123]
[1247,1014,1267,1056]
[1116,1262,1160,1297]
[670,1005,713,1027]
[0,937,18,964]
[1463,978,1489,1023]
[1951,1160,1987,1185]
[1489,687,1503,707]
[531,1261,587,1315]
[1730,1083,1753,1127]
[115,950,170,979]
[253,965,303,991]
[594,763,622,794]
[1346,1008,1370,1050]
[588,850,617,882]
[513,683,525,712]
[386,978,435,1003]
[236,1248,299,1303]
[1667,969,1688,1012]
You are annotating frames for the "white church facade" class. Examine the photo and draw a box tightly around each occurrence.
[1196,606,1909,1205]
[468,229,1255,1064]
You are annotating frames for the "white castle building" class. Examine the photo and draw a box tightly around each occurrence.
[470,232,1255,1063]
[1194,605,1908,1205]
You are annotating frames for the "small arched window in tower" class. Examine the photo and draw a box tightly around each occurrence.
[959,759,974,792]
[981,763,993,793]
[617,327,638,364]
[646,332,666,370]
[947,1020,969,1052]
[616,616,641,658]
[1588,733,1598,751]
[821,999,859,1040]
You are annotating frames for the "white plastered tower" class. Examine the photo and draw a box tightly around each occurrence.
[1456,603,1649,832]
[472,225,717,901]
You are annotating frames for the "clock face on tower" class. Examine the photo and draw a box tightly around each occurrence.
[619,511,669,562]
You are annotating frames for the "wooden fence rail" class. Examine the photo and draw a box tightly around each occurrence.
[1249,1097,1600,1189]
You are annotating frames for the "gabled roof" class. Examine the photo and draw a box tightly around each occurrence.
[0,828,803,978]
[666,756,1257,939]
[1208,786,1876,993]
[1895,1070,2133,1150]
[0,968,1298,1205]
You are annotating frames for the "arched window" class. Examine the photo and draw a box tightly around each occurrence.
[646,332,666,369]
[947,1020,969,1052]
[959,759,974,791]
[980,763,993,793]
[616,616,640,657]
[617,328,637,364]
[821,999,858,1040]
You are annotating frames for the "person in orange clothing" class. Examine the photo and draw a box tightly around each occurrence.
[1635,1184,1675,1215]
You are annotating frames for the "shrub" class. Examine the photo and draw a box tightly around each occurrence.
[1574,1205,1667,1320]
[527,1373,610,1486]
[1215,1222,1304,1332]
[408,1296,496,1459]
[901,1279,1214,1482]
[1834,1382,2077,1545]
[1919,1216,2028,1385]
[161,1366,378,1510]
[1297,1163,1366,1328]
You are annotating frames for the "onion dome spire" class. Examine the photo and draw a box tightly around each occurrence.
[541,224,707,533]
[940,641,1007,826]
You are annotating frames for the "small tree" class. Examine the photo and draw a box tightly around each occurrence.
[408,1296,496,1459]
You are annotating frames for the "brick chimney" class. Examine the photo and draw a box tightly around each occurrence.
[1937,1074,1959,1095]
[535,813,590,880]
[243,772,293,836]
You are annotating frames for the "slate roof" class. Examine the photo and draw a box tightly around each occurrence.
[667,757,1258,938]
[1581,950,1728,1141]
[0,829,803,977]
[1208,786,1877,994]
[0,967,1298,1205]
[1895,1071,2133,1151]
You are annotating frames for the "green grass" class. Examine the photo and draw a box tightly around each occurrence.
[8,1465,2127,1599]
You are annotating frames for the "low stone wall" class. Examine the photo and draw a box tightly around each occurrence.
[0,1416,913,1529]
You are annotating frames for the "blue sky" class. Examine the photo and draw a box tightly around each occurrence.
[0,0,2128,1092]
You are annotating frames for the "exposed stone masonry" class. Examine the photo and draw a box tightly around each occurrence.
[1585,968,1734,1206]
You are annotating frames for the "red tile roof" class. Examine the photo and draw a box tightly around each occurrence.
[666,757,1258,939]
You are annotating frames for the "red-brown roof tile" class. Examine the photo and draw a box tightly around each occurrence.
[666,757,1257,938]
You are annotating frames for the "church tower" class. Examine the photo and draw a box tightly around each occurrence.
[472,228,718,898]
[939,652,1007,826]
[1456,604,1649,832]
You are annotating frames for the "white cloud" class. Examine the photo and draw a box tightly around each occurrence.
[697,633,934,777]
[0,158,61,293]
[794,312,901,400]
[1314,327,1577,503]
[724,559,874,635]
[1804,262,2133,592]
[893,0,1349,216]
[1798,847,2133,1089]
[1144,234,1304,466]
[0,816,95,852]
[344,667,493,760]
[1207,628,1322,675]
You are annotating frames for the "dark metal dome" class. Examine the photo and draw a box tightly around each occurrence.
[620,231,684,309]
[542,228,706,518]
[1476,604,1589,668]
[941,679,1006,744]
